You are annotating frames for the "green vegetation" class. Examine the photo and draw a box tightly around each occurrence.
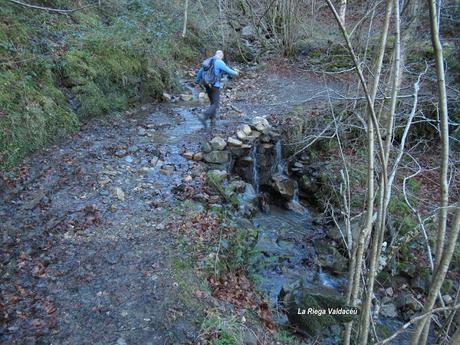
[0,1,213,168]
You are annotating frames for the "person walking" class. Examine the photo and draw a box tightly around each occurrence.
[195,50,238,129]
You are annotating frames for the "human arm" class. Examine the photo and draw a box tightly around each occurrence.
[216,60,239,76]
[195,67,203,83]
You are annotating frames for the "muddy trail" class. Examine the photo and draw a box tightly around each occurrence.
[0,63,342,345]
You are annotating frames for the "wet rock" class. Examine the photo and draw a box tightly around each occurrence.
[155,223,166,231]
[128,145,139,154]
[443,295,453,305]
[116,337,127,345]
[150,156,159,166]
[193,152,203,161]
[300,174,320,194]
[210,136,227,151]
[162,92,172,101]
[114,148,127,157]
[270,175,296,198]
[227,137,243,146]
[160,164,175,175]
[314,239,348,274]
[380,302,398,318]
[114,187,125,201]
[410,272,431,293]
[138,167,152,175]
[183,175,193,183]
[396,292,420,312]
[203,151,230,164]
[236,183,258,214]
[202,142,212,153]
[138,127,146,136]
[385,287,394,297]
[286,200,306,215]
[281,282,355,336]
[180,93,193,101]
[182,151,194,160]
[124,155,134,163]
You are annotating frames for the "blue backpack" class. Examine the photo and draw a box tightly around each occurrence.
[200,57,219,87]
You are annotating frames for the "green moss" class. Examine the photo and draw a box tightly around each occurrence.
[0,0,214,169]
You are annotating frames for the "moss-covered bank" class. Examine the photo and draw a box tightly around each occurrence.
[0,0,212,168]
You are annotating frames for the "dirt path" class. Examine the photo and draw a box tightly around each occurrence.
[0,63,343,345]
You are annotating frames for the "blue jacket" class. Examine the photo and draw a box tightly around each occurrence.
[195,58,238,88]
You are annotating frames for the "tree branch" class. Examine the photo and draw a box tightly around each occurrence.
[377,303,460,345]
[7,0,95,14]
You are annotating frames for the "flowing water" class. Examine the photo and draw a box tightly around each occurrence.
[250,145,260,195]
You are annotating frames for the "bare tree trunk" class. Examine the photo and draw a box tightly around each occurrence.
[339,0,347,24]
[359,1,398,344]
[410,205,460,345]
[410,1,452,343]
[218,0,226,48]
[182,0,189,37]
[428,0,450,272]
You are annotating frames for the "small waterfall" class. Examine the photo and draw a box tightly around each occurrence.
[287,180,306,215]
[292,180,300,203]
[272,140,285,175]
[251,145,260,194]
[272,141,306,214]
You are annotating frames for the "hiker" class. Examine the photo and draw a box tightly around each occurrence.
[195,50,238,128]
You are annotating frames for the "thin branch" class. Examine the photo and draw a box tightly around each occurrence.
[377,303,460,345]
[7,0,95,13]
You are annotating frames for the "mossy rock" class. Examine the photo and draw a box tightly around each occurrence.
[282,283,356,336]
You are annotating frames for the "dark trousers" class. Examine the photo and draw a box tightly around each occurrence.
[204,85,220,121]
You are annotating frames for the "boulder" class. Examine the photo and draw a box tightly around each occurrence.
[251,116,270,132]
[314,239,348,274]
[396,292,420,312]
[193,152,204,161]
[203,151,231,164]
[210,136,227,151]
[271,175,296,198]
[202,142,212,153]
[227,137,243,146]
[280,281,355,336]
[380,302,398,318]
[236,129,247,140]
[241,124,252,135]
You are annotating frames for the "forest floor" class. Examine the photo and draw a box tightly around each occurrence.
[0,61,345,345]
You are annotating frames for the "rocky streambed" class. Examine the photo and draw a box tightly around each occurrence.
[190,115,430,344]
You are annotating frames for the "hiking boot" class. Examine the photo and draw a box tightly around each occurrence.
[197,114,208,129]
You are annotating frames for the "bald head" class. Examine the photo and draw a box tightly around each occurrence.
[215,50,224,59]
